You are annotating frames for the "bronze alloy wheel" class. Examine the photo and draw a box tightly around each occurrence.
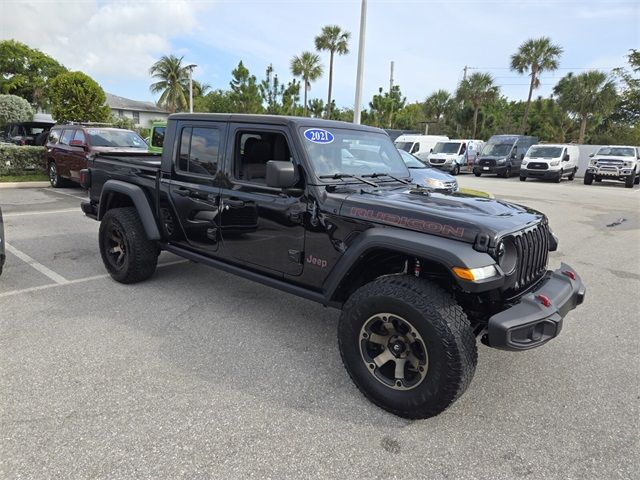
[359,313,428,391]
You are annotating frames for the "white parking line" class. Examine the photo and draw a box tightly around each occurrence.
[46,189,87,200]
[0,259,188,299]
[5,242,69,285]
[4,208,79,218]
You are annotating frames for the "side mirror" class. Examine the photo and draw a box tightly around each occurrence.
[266,160,297,188]
[563,154,570,162]
[69,139,87,150]
[589,153,594,158]
[520,153,525,160]
[429,148,433,153]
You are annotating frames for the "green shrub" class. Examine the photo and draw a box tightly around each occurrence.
[0,94,34,127]
[0,145,46,175]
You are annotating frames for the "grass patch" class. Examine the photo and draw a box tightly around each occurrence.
[0,174,49,183]
[458,187,493,198]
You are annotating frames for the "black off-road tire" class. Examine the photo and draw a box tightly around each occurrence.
[625,172,635,188]
[338,276,477,419]
[583,172,593,185]
[99,207,158,284]
[635,174,640,185]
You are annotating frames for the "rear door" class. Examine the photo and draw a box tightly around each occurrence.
[167,120,228,254]
[56,128,76,178]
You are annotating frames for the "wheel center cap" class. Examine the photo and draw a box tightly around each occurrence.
[390,341,405,357]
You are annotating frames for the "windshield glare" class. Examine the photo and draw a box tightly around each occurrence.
[432,142,461,154]
[596,147,635,157]
[481,143,512,157]
[302,129,410,179]
[87,129,147,148]
[398,149,427,168]
[528,146,563,158]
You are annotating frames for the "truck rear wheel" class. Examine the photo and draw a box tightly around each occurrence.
[99,207,158,284]
[338,276,477,419]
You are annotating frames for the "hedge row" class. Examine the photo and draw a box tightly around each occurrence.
[0,145,47,175]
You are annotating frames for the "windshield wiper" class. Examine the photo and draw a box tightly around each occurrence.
[319,173,379,187]
[362,172,411,184]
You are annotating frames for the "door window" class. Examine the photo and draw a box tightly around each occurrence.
[177,126,220,176]
[235,130,292,184]
[60,129,75,145]
[73,130,86,143]
[48,129,61,144]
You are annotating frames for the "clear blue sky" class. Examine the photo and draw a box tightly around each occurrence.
[2,0,638,109]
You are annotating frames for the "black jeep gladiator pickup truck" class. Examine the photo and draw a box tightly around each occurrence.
[81,113,586,419]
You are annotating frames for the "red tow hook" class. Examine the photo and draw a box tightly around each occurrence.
[562,270,576,280]
[535,294,552,308]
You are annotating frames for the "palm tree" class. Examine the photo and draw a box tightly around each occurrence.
[553,70,617,143]
[290,51,323,117]
[314,25,350,118]
[424,89,451,121]
[511,37,563,133]
[456,73,499,138]
[149,54,189,113]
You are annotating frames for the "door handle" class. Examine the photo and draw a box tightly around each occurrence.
[225,199,245,208]
[175,187,190,197]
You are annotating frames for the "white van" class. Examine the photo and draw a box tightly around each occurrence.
[520,144,579,182]
[394,135,449,162]
[427,139,484,175]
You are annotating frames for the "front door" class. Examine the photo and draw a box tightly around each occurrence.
[218,125,306,276]
[167,121,227,254]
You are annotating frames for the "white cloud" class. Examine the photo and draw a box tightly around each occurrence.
[1,0,203,79]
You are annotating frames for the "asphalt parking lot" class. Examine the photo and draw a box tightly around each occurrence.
[1,177,638,479]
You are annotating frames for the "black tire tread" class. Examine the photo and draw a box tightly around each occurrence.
[339,275,477,419]
[99,207,158,284]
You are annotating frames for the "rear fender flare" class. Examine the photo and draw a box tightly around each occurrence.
[97,180,160,240]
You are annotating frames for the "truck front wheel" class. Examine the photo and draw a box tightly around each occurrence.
[584,172,593,185]
[338,276,477,419]
[99,207,158,284]
[625,172,635,188]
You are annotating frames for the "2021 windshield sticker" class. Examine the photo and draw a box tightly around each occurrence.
[304,128,334,144]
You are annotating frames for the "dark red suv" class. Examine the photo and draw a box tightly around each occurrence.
[45,124,147,187]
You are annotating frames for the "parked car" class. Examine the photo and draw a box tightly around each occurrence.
[80,113,586,419]
[45,124,148,187]
[0,206,4,275]
[398,149,458,192]
[428,139,484,175]
[584,145,640,188]
[148,121,166,154]
[520,144,579,182]
[394,134,449,163]
[0,121,55,146]
[474,135,538,178]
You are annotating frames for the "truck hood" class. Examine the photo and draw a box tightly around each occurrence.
[593,156,636,162]
[339,186,544,245]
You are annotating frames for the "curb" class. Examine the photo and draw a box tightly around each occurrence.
[0,181,50,189]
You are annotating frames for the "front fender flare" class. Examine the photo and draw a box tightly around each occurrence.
[97,180,160,240]
[323,227,504,300]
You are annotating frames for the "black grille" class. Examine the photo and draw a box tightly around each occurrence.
[509,222,549,292]
[528,162,548,170]
[479,159,496,166]
[430,158,446,164]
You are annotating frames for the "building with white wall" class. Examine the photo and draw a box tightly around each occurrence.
[106,93,169,128]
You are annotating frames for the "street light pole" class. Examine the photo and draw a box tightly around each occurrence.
[186,64,197,113]
[353,0,367,124]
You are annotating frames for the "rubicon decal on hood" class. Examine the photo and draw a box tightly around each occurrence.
[349,207,465,238]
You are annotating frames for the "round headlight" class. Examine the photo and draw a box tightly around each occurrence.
[497,238,518,275]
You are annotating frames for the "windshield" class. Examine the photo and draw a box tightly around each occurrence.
[481,143,512,157]
[432,142,461,154]
[395,141,413,152]
[527,146,563,158]
[302,128,410,179]
[86,129,147,148]
[398,149,427,168]
[596,147,635,157]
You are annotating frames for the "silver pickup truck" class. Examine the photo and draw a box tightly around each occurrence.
[584,146,640,188]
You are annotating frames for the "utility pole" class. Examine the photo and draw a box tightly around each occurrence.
[389,60,394,92]
[463,65,468,81]
[353,0,367,124]
[186,64,197,113]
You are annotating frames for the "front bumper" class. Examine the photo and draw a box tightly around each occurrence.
[474,164,508,174]
[521,168,561,180]
[486,263,585,351]
[587,166,634,179]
